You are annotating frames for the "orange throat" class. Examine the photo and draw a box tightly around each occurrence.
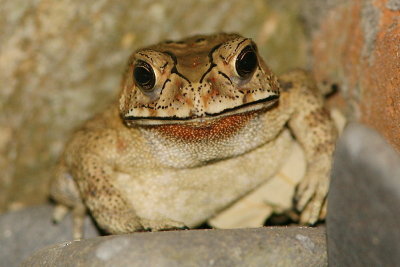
[145,111,261,142]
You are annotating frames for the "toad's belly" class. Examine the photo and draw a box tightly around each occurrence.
[115,129,292,227]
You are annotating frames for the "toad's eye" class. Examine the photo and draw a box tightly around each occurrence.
[133,60,156,91]
[235,45,258,79]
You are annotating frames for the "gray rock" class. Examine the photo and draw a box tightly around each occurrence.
[22,227,327,267]
[0,204,99,267]
[327,123,400,267]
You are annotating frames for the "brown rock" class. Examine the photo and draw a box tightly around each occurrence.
[308,0,400,151]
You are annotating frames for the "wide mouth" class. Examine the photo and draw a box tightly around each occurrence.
[123,94,279,126]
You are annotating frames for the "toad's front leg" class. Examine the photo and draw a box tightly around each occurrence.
[279,70,337,224]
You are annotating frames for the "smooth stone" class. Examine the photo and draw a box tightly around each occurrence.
[22,226,327,267]
[328,123,400,266]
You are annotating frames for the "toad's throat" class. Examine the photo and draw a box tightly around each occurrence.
[124,94,279,127]
[143,111,261,142]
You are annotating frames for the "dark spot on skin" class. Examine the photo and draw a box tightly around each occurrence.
[278,80,293,92]
[195,38,206,43]
[89,189,97,197]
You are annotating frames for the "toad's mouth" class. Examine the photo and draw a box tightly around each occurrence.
[123,95,279,126]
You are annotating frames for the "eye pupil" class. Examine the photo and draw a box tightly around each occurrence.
[133,61,156,91]
[235,45,258,78]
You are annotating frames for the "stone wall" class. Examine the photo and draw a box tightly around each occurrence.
[302,0,400,151]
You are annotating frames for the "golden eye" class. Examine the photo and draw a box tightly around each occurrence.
[235,45,258,79]
[133,60,156,91]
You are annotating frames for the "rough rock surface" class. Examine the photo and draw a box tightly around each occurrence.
[22,226,327,267]
[302,0,400,151]
[0,204,99,267]
[0,0,308,212]
[327,123,400,266]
